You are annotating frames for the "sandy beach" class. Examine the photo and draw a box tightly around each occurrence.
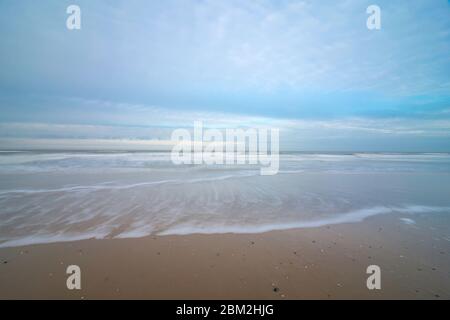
[1,213,449,300]
[2,0,450,303]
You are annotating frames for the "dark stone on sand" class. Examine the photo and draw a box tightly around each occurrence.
[273,287,279,293]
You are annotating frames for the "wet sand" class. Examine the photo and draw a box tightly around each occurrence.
[0,213,449,299]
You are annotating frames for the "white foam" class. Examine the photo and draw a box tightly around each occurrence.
[0,171,259,196]
[157,205,450,236]
[399,218,416,225]
[0,205,448,248]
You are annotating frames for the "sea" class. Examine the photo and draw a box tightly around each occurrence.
[0,150,449,247]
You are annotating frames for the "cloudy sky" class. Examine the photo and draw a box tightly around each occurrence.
[0,0,449,151]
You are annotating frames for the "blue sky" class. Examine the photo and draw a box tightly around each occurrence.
[0,0,450,151]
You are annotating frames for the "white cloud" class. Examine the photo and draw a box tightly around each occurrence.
[1,0,449,96]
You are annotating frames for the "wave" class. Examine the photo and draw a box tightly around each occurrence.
[156,205,450,235]
[0,205,448,248]
[0,171,260,196]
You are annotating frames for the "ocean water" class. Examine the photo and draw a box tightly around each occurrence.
[0,151,450,247]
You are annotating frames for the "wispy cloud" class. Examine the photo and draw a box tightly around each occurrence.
[0,1,449,151]
[1,0,449,97]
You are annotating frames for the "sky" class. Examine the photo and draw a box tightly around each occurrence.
[0,0,450,151]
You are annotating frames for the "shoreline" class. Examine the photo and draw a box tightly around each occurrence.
[1,213,449,299]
